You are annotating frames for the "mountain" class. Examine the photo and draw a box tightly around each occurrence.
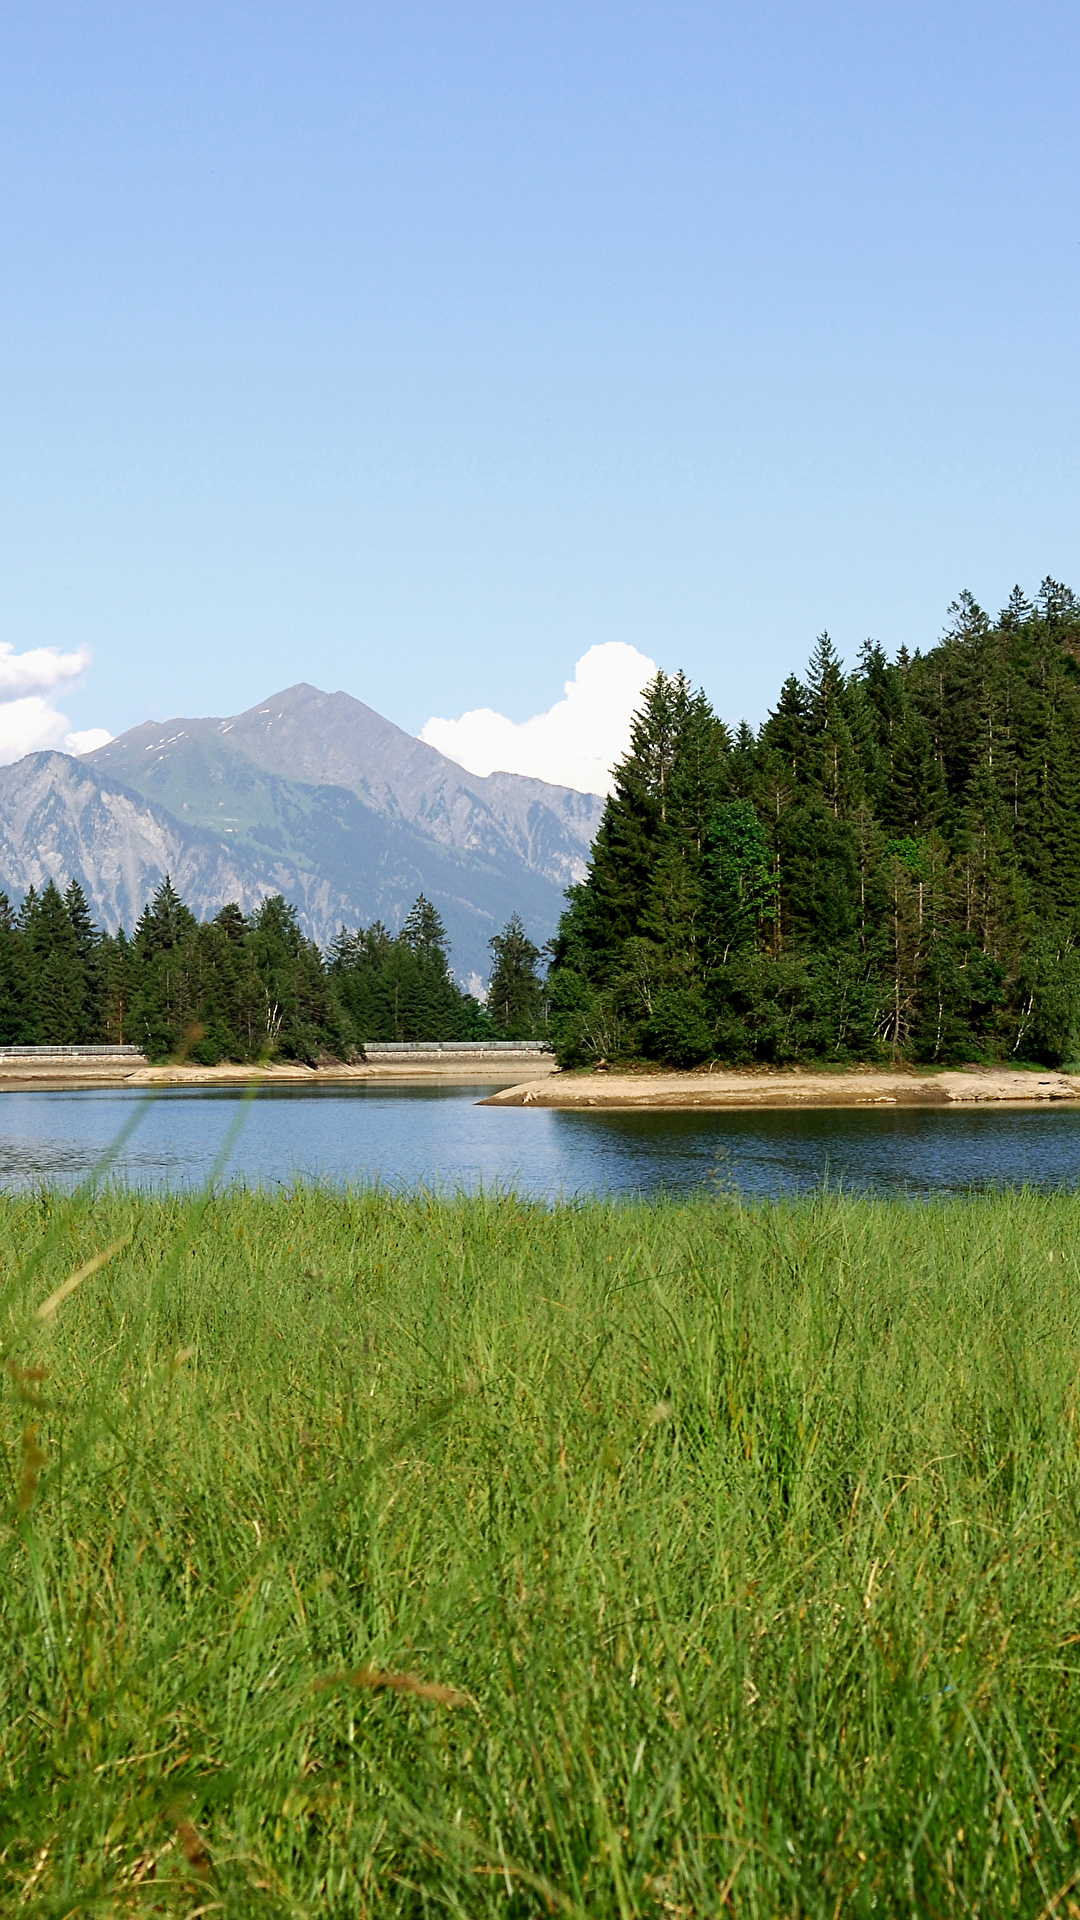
[89,684,601,891]
[0,686,604,983]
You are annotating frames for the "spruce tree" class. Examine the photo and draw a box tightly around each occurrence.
[22,882,87,1044]
[486,914,543,1037]
[566,672,726,975]
[701,800,778,968]
[100,930,135,1047]
[882,709,948,836]
[64,880,103,1038]
[761,674,811,781]
[249,895,342,1062]
[0,892,25,1045]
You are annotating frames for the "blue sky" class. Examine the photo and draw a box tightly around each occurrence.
[1,1,1079,770]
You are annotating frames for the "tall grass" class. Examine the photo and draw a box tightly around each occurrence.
[2,1185,1080,1915]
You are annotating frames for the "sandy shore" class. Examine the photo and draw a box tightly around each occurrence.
[3,1057,1076,1106]
[482,1065,1080,1110]
[0,1058,559,1092]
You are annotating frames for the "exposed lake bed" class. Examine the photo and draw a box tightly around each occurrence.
[486,1062,1080,1108]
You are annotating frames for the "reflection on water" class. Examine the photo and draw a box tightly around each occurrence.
[0,1082,1078,1199]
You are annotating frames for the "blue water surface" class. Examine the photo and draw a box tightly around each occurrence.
[0,1081,1078,1199]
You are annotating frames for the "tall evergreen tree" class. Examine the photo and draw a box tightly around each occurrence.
[0,892,25,1044]
[883,709,948,836]
[135,875,197,953]
[701,801,778,968]
[561,673,729,977]
[486,914,544,1037]
[22,882,88,1043]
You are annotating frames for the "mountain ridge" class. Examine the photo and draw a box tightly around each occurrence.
[0,685,604,982]
[89,683,601,890]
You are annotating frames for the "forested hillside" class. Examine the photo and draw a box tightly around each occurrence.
[548,580,1080,1069]
[0,879,544,1062]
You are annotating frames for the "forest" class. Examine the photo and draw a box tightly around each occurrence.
[547,579,1080,1069]
[0,881,545,1063]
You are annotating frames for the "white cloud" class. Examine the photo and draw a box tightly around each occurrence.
[0,643,113,766]
[0,696,77,762]
[420,642,657,795]
[0,641,90,697]
[66,727,114,756]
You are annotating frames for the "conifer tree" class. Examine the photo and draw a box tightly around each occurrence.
[567,673,723,973]
[248,895,342,1062]
[100,929,134,1046]
[486,914,543,1036]
[761,674,811,781]
[214,902,249,944]
[701,800,778,968]
[883,709,948,835]
[22,882,87,1043]
[0,892,25,1044]
[135,875,197,953]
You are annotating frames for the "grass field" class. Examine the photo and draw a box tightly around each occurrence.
[2,1182,1080,1915]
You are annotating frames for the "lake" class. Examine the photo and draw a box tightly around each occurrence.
[0,1081,1078,1199]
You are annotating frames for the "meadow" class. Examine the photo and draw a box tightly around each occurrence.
[1,1181,1079,1916]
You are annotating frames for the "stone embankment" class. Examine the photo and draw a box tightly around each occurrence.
[482,1066,1080,1110]
[0,1043,557,1090]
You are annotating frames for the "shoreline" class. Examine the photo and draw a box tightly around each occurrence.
[1,1057,1078,1107]
[0,1058,559,1092]
[482,1065,1080,1110]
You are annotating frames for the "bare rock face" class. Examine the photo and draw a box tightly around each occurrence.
[0,689,605,980]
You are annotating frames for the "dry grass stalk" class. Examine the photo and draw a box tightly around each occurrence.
[173,1816,212,1878]
[314,1663,470,1707]
[17,1425,46,1513]
[34,1237,130,1324]
[19,1842,49,1900]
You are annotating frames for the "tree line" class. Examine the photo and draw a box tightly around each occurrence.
[0,881,547,1062]
[548,580,1080,1069]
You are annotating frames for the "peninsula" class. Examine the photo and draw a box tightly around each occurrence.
[484,1065,1080,1108]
